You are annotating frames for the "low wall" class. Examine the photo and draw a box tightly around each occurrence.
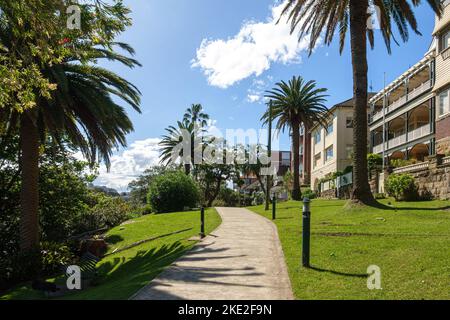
[381,155,450,200]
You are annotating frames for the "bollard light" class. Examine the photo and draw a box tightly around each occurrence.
[200,207,205,239]
[272,193,276,220]
[302,197,311,267]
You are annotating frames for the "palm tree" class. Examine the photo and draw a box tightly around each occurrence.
[160,105,210,175]
[279,0,442,205]
[3,45,141,251]
[263,76,329,200]
[160,120,196,175]
[183,104,210,128]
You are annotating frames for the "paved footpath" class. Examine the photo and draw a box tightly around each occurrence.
[131,207,293,300]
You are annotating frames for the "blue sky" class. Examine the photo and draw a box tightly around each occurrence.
[95,0,437,190]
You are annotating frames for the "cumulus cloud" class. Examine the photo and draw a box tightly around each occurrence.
[191,1,314,89]
[93,138,161,191]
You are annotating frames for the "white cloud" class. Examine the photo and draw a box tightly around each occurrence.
[247,94,262,103]
[93,138,161,191]
[191,1,314,89]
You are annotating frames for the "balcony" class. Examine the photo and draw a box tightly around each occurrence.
[408,125,431,141]
[388,134,407,149]
[371,80,432,123]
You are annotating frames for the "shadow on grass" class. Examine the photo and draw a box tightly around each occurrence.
[308,265,367,278]
[105,234,124,245]
[63,241,191,300]
[345,200,450,212]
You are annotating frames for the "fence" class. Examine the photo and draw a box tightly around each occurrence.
[319,172,353,195]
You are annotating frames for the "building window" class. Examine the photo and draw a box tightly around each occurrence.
[326,122,334,135]
[346,145,353,160]
[441,29,450,52]
[314,130,321,144]
[325,145,334,162]
[313,153,321,168]
[439,89,450,117]
[346,117,353,128]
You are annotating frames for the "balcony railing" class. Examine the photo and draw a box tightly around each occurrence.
[393,162,429,174]
[371,80,432,123]
[407,125,431,141]
[373,143,387,154]
[388,134,407,149]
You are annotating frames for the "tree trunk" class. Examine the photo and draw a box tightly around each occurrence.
[19,111,40,251]
[291,121,301,200]
[349,0,375,205]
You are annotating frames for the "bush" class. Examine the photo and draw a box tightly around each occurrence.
[252,192,265,206]
[75,194,132,232]
[148,171,200,213]
[40,242,75,275]
[302,188,317,200]
[385,174,419,201]
[216,187,240,207]
[374,193,386,200]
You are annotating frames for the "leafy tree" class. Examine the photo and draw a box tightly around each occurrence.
[147,171,200,213]
[263,76,329,200]
[279,0,442,205]
[128,166,172,206]
[0,1,141,251]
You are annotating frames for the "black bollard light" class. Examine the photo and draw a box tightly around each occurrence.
[200,207,205,239]
[302,198,311,267]
[272,194,276,220]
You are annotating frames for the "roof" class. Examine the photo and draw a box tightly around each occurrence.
[310,94,376,131]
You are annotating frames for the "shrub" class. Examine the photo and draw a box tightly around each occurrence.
[148,171,200,213]
[75,194,132,232]
[40,242,75,275]
[216,187,240,207]
[302,188,317,200]
[390,158,417,168]
[385,174,419,201]
[368,153,383,172]
[252,191,265,206]
[374,193,386,200]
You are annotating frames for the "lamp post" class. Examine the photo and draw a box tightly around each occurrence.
[302,198,311,267]
[265,101,273,211]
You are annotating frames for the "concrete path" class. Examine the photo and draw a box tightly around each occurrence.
[131,207,293,300]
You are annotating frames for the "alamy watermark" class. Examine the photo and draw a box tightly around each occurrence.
[66,3,81,30]
[367,265,382,290]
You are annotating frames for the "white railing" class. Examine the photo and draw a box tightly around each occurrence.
[408,125,431,141]
[388,134,407,149]
[387,95,407,114]
[371,80,432,123]
[408,80,432,101]
[372,111,383,122]
[393,162,429,174]
[373,143,387,154]
[443,156,450,165]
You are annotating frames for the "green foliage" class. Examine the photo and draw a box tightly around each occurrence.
[385,174,419,201]
[148,171,200,213]
[77,193,132,232]
[367,153,383,172]
[215,187,240,207]
[128,166,172,206]
[302,188,317,200]
[40,242,75,276]
[390,158,417,168]
[252,191,265,206]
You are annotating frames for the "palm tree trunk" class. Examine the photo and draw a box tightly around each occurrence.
[349,0,375,205]
[291,122,301,200]
[19,111,40,251]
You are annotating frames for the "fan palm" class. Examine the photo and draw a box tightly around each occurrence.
[2,45,141,251]
[262,76,329,200]
[279,0,442,204]
[160,120,197,175]
[183,104,210,128]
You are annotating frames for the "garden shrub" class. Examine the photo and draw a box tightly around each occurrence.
[75,194,132,232]
[147,171,200,213]
[216,187,240,207]
[385,174,419,201]
[252,191,265,206]
[302,188,317,200]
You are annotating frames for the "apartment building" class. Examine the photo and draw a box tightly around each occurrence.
[434,0,450,154]
[310,98,359,191]
[369,0,450,162]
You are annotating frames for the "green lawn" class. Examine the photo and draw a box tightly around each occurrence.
[249,199,450,300]
[1,208,221,300]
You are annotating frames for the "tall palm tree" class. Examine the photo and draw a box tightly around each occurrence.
[263,76,329,200]
[183,104,210,128]
[160,105,210,175]
[2,45,141,251]
[279,0,442,205]
[160,120,196,175]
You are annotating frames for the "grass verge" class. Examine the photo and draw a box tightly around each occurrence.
[1,208,221,300]
[249,199,450,300]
